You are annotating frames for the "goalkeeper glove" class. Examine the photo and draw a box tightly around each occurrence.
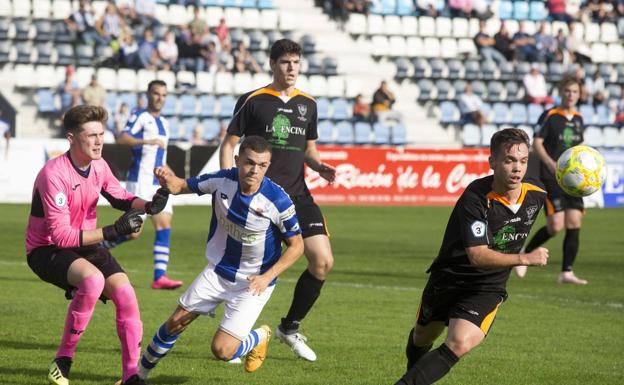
[145,187,170,215]
[102,209,144,242]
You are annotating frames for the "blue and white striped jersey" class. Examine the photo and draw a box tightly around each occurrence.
[124,109,169,185]
[187,168,301,284]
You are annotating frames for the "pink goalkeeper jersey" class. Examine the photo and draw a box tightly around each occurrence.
[25,152,136,254]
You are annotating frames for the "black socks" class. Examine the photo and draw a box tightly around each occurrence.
[280,269,325,332]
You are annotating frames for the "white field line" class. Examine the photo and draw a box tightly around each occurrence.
[2,259,622,310]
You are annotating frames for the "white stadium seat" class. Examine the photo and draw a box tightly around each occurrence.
[156,70,176,91]
[224,8,243,28]
[215,71,234,95]
[74,67,95,88]
[97,67,117,91]
[260,9,279,30]
[401,15,417,36]
[435,17,452,38]
[205,7,223,27]
[12,0,31,18]
[117,69,138,92]
[584,22,600,42]
[452,17,469,38]
[308,75,328,97]
[440,38,458,58]
[137,69,157,92]
[177,70,196,88]
[52,0,73,19]
[326,76,345,98]
[347,13,367,35]
[601,22,619,43]
[389,35,407,57]
[384,15,402,35]
[405,36,423,57]
[371,35,389,57]
[233,72,253,95]
[422,37,440,58]
[242,8,261,30]
[367,14,384,35]
[196,71,215,94]
[419,16,435,37]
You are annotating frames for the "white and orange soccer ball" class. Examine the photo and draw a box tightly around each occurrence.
[556,145,606,197]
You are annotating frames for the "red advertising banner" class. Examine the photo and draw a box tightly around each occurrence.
[306,146,492,206]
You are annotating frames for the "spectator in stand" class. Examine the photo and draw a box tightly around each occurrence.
[555,28,571,64]
[114,102,130,137]
[585,70,606,107]
[535,22,562,63]
[618,1,624,38]
[83,74,107,107]
[513,21,539,62]
[448,0,473,18]
[566,0,584,21]
[458,83,487,127]
[119,29,142,68]
[566,23,592,64]
[472,0,493,19]
[206,41,221,73]
[416,0,439,17]
[494,22,515,62]
[584,0,616,22]
[96,3,127,46]
[213,17,231,53]
[523,64,554,105]
[65,0,107,47]
[115,0,136,22]
[612,88,624,127]
[138,27,159,70]
[571,66,590,104]
[189,6,209,39]
[0,110,10,160]
[353,94,371,122]
[372,80,402,123]
[189,124,208,146]
[157,30,179,71]
[474,20,507,65]
[178,32,208,73]
[135,0,160,27]
[233,41,261,74]
[547,0,573,22]
[57,66,82,117]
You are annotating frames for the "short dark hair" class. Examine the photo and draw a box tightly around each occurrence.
[147,80,167,93]
[490,128,530,158]
[269,39,302,61]
[559,74,581,92]
[64,105,108,133]
[239,136,272,156]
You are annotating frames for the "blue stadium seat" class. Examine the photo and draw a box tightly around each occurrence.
[579,104,595,125]
[596,105,611,126]
[412,58,428,78]
[395,58,410,79]
[510,103,527,125]
[461,124,481,146]
[161,94,178,117]
[0,40,9,64]
[37,89,57,114]
[440,101,459,125]
[529,1,547,21]
[36,43,53,65]
[55,43,74,66]
[316,97,331,120]
[354,122,372,144]
[505,81,520,101]
[447,59,463,79]
[14,19,31,40]
[199,95,217,118]
[219,95,237,119]
[306,55,322,76]
[0,18,9,40]
[492,103,509,124]
[335,121,354,144]
[15,42,32,63]
[513,1,530,20]
[239,0,256,8]
[464,60,481,80]
[168,118,181,140]
[76,45,94,66]
[322,57,338,76]
[436,80,452,100]
[381,0,397,15]
[317,120,334,144]
[201,118,221,141]
[527,103,543,124]
[180,118,198,141]
[257,0,274,9]
[119,92,138,112]
[417,79,434,101]
[372,122,390,145]
[332,98,351,121]
[52,20,74,43]
[487,81,504,101]
[429,58,445,78]
[391,123,407,145]
[179,94,197,117]
[34,20,53,42]
[396,0,414,15]
[499,1,513,20]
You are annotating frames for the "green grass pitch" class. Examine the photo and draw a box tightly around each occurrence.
[1,204,622,384]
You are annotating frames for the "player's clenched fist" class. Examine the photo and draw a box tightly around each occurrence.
[524,247,549,266]
[102,209,144,242]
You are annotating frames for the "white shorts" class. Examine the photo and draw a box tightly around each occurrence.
[178,265,275,341]
[125,181,173,215]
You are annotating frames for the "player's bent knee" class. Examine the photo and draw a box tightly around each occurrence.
[444,337,478,358]
[211,342,237,361]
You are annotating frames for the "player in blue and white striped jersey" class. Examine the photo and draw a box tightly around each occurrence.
[137,136,304,379]
[116,80,183,290]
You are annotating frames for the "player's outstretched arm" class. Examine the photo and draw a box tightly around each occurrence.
[117,132,165,148]
[466,245,549,269]
[304,140,336,183]
[248,234,304,295]
[154,167,192,195]
[219,134,240,169]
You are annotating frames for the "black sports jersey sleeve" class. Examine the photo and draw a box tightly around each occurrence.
[535,110,550,139]
[306,106,318,140]
[227,91,254,137]
[459,190,490,248]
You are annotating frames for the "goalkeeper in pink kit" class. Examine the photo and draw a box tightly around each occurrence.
[25,105,168,385]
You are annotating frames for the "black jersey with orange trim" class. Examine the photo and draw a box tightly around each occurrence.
[427,175,546,291]
[228,86,318,197]
[535,107,584,179]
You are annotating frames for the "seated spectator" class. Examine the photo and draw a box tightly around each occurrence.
[189,6,209,39]
[115,0,136,22]
[457,83,487,127]
[0,110,10,160]
[352,94,370,122]
[157,30,179,71]
[448,0,472,18]
[555,28,571,64]
[233,41,261,74]
[113,102,130,137]
[371,80,402,123]
[65,0,107,46]
[572,66,590,104]
[119,29,142,68]
[566,0,583,21]
[190,124,208,146]
[135,0,160,27]
[513,21,539,62]
[585,70,606,107]
[584,0,616,23]
[95,2,127,45]
[535,22,562,63]
[57,66,82,117]
[474,20,507,65]
[494,22,515,62]
[206,41,221,73]
[566,23,592,64]
[138,27,159,70]
[618,1,624,38]
[611,88,624,127]
[523,64,554,105]
[82,74,107,107]
[547,0,573,22]
[416,0,439,17]
[472,0,493,19]
[178,32,208,73]
[213,17,231,53]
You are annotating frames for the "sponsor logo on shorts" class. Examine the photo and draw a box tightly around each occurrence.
[309,222,324,228]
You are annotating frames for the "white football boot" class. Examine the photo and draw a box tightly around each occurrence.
[275,327,317,362]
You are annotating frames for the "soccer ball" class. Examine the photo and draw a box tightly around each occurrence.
[555,145,606,197]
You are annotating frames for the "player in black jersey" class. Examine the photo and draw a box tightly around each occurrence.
[514,75,588,284]
[393,128,549,385]
[219,39,336,362]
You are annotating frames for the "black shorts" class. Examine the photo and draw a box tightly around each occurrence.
[542,178,585,215]
[27,245,124,299]
[292,194,328,238]
[416,273,506,335]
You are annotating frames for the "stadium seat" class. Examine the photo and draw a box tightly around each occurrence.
[487,81,504,101]
[218,95,237,119]
[435,17,452,38]
[499,1,513,20]
[607,43,624,65]
[515,62,531,80]
[15,42,33,63]
[596,105,611,126]
[327,76,345,98]
[471,81,487,99]
[417,79,434,101]
[323,57,339,76]
[513,1,529,20]
[242,8,261,29]
[371,35,389,57]
[439,101,459,125]
[452,80,467,97]
[396,0,413,15]
[335,121,354,144]
[332,98,351,121]
[527,103,543,124]
[380,0,397,15]
[34,20,53,42]
[405,36,423,57]
[412,57,428,78]
[447,59,463,79]
[401,15,417,36]
[384,15,402,35]
[481,124,498,146]
[259,9,278,30]
[389,36,407,57]
[52,0,72,20]
[198,94,217,118]
[395,57,410,79]
[32,0,52,19]
[481,60,497,80]
[233,72,253,95]
[201,118,221,141]
[14,19,32,40]
[579,104,595,125]
[117,68,138,92]
[367,14,384,35]
[510,103,527,125]
[461,123,481,146]
[35,65,61,89]
[584,22,600,43]
[161,94,178,117]
[607,84,621,101]
[317,120,335,144]
[179,94,197,117]
[180,118,198,141]
[224,7,243,28]
[429,58,445,78]
[373,121,391,144]
[391,123,407,145]
[591,43,607,63]
[418,16,435,37]
[301,34,317,54]
[464,60,480,80]
[583,126,604,147]
[308,75,328,97]
[452,17,469,38]
[0,40,9,64]
[492,103,509,124]
[215,71,234,95]
[118,92,137,112]
[305,55,322,75]
[13,0,31,18]
[498,61,514,81]
[258,0,274,9]
[76,44,94,67]
[168,117,181,140]
[518,124,534,143]
[529,1,546,20]
[37,88,57,114]
[354,122,372,144]
[600,22,618,43]
[422,37,440,58]
[346,13,366,35]
[316,98,331,120]
[36,43,53,65]
[603,126,619,148]
[435,80,452,100]
[440,38,458,59]
[52,20,73,43]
